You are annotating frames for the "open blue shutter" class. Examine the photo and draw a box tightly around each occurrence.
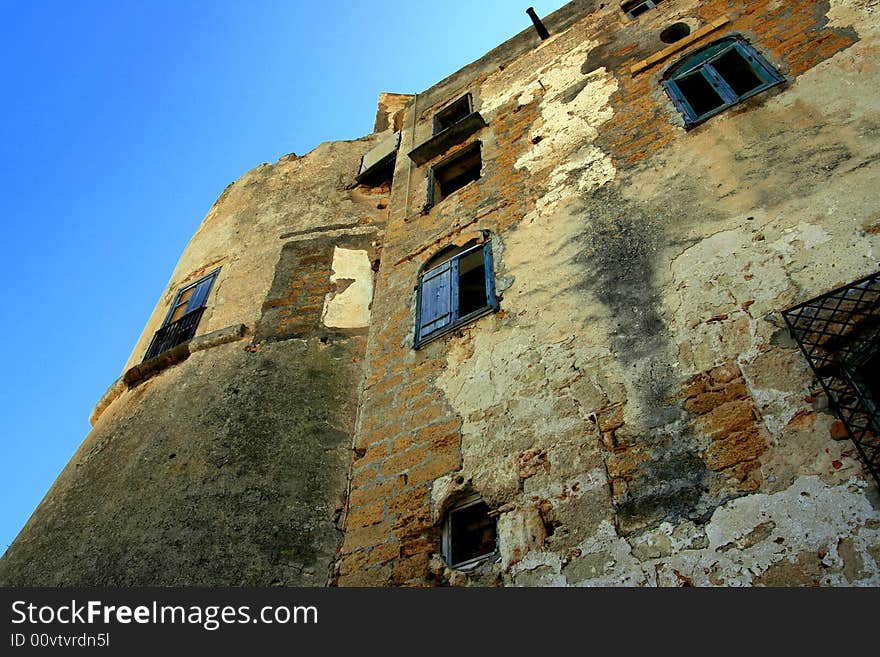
[418,260,454,342]
[737,41,785,84]
[483,244,498,310]
[662,79,695,126]
[187,273,216,312]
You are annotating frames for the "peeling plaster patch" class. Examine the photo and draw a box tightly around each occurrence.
[480,39,600,115]
[515,67,618,216]
[651,476,880,586]
[321,247,373,328]
[481,38,618,218]
[770,224,832,266]
[557,520,648,587]
[828,0,880,40]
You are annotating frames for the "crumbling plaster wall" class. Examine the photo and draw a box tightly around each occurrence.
[344,0,880,586]
[123,136,388,372]
[0,132,389,585]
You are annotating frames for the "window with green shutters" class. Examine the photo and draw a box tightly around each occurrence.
[662,36,784,128]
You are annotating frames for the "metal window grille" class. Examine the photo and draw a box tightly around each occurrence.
[143,307,206,362]
[781,271,880,487]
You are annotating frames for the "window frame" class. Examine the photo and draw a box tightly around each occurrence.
[143,268,220,362]
[621,0,665,20]
[662,36,785,128]
[432,93,473,136]
[414,241,498,349]
[161,269,220,328]
[425,141,482,210]
[441,493,498,570]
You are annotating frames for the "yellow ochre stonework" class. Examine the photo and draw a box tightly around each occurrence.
[2,0,879,587]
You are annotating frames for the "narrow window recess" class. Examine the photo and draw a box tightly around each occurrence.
[442,494,498,570]
[356,131,400,187]
[414,239,498,349]
[426,141,481,209]
[662,36,784,128]
[408,93,486,166]
[433,94,473,134]
[143,269,219,362]
[621,0,665,19]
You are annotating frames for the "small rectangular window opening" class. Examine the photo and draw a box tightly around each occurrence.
[433,94,472,135]
[444,496,497,569]
[621,0,664,19]
[429,142,481,206]
[711,48,765,96]
[143,269,219,362]
[675,71,725,117]
[457,248,488,317]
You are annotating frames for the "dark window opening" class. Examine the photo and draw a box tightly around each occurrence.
[427,142,481,208]
[660,22,691,44]
[433,94,472,135]
[711,48,765,96]
[143,269,219,362]
[674,71,726,117]
[443,495,497,569]
[852,352,880,407]
[356,131,400,187]
[358,158,395,188]
[663,36,785,128]
[415,240,498,348]
[782,271,880,489]
[621,0,664,19]
[457,248,488,317]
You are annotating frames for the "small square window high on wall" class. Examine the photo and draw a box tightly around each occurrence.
[143,269,219,362]
[425,141,482,209]
[621,0,665,20]
[432,93,473,135]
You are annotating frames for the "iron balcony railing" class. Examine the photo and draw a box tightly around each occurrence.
[142,307,205,362]
[781,271,880,488]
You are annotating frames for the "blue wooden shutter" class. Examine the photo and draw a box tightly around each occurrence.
[187,273,217,312]
[483,244,498,310]
[662,79,695,126]
[736,41,785,85]
[418,260,454,342]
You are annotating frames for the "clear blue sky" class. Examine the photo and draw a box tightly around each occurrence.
[0,1,569,554]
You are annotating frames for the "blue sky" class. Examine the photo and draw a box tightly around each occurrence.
[0,1,569,554]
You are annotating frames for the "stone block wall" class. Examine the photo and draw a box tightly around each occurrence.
[339,0,880,586]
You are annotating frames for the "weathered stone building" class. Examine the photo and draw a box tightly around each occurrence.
[2,0,879,587]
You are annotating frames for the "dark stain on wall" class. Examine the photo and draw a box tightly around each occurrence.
[573,183,714,533]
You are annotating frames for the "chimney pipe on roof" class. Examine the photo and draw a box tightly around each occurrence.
[526,7,550,40]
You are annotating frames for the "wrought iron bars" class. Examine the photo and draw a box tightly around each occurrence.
[143,307,206,362]
[781,271,880,488]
